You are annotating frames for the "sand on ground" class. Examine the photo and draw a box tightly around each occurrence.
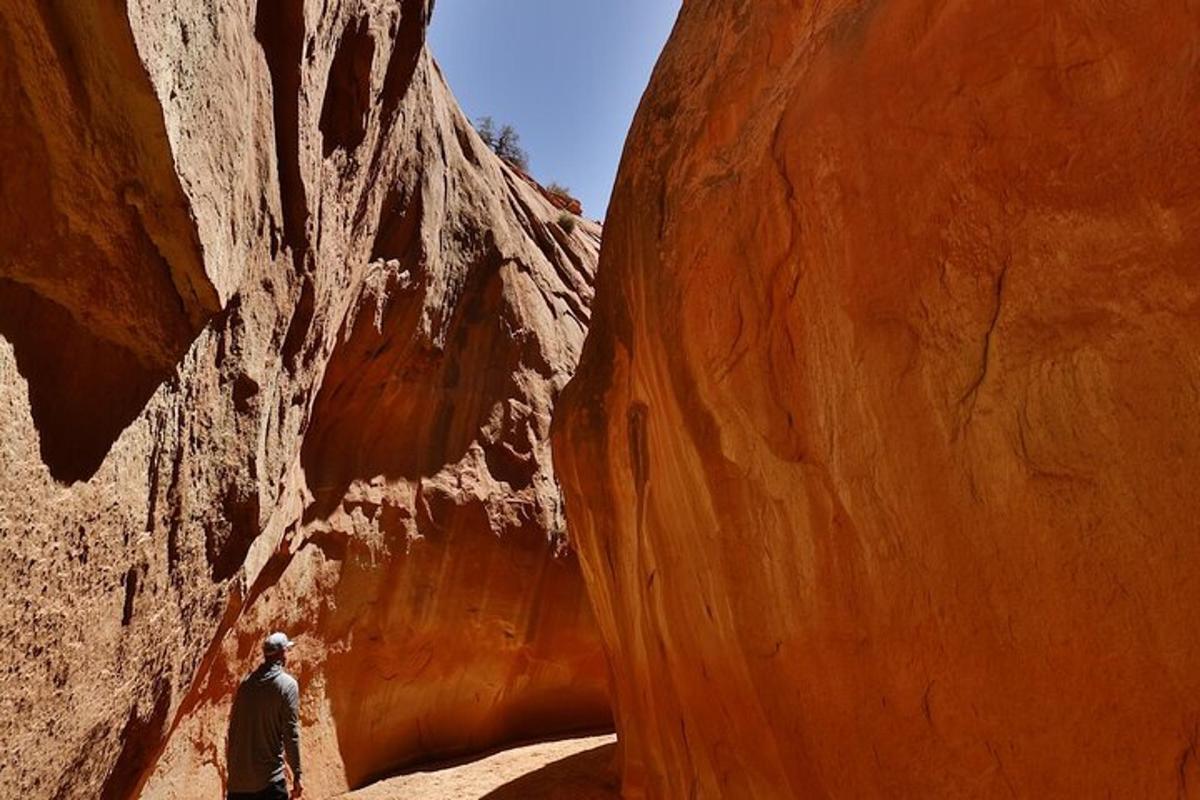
[339,734,619,800]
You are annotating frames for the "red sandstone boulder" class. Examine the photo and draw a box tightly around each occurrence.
[556,1,1200,797]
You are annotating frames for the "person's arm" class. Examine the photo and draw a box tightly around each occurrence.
[283,681,302,795]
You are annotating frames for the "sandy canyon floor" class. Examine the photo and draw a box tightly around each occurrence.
[340,734,619,800]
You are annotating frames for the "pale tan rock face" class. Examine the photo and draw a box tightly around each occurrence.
[556,1,1200,797]
[0,1,607,797]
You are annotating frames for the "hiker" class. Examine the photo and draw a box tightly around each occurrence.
[226,632,303,799]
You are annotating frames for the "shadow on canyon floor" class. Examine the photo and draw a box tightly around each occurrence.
[481,740,617,800]
[342,732,618,799]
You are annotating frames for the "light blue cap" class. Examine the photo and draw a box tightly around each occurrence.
[263,631,295,655]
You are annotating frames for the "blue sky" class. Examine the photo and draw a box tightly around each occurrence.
[429,2,681,218]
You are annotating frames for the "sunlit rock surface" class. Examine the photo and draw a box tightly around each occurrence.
[556,1,1200,797]
[0,1,608,797]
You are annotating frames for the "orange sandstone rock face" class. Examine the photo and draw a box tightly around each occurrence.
[0,1,607,797]
[142,46,610,797]
[556,1,1200,797]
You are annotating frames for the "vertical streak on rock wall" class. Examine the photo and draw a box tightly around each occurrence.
[556,1,1200,797]
[255,0,309,272]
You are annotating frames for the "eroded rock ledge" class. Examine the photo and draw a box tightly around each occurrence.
[0,1,608,797]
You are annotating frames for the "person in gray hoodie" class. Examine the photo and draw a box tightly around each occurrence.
[226,632,302,799]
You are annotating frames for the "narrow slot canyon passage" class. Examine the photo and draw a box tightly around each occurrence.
[128,2,677,798]
[4,1,1199,799]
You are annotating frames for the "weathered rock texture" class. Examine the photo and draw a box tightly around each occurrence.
[556,1,1200,797]
[507,162,585,217]
[0,1,607,797]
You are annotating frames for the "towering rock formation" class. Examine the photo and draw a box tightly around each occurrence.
[0,1,607,797]
[557,1,1200,797]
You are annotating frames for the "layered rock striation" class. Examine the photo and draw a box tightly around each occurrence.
[557,1,1200,797]
[0,1,607,797]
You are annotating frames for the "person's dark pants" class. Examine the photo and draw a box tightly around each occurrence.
[227,779,288,800]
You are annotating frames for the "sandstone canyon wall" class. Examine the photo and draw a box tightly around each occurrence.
[557,1,1200,797]
[0,1,607,797]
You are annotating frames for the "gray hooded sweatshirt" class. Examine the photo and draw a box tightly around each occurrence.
[226,661,302,793]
